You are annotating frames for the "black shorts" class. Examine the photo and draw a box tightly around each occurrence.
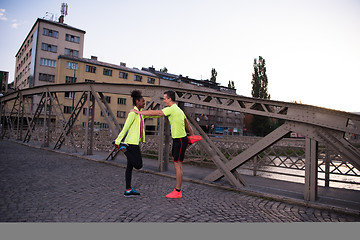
[172,136,189,162]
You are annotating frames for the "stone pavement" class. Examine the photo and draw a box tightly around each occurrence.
[1,139,360,222]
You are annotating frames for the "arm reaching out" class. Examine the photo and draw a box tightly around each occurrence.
[130,109,165,116]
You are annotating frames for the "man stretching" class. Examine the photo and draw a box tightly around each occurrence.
[131,90,194,198]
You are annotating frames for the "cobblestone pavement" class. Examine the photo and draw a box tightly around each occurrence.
[1,140,360,222]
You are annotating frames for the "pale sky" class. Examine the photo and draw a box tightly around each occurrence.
[1,0,359,112]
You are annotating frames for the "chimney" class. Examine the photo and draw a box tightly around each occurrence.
[120,62,126,67]
[91,56,98,60]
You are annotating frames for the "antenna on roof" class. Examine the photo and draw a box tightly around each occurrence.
[61,3,68,16]
[59,3,68,23]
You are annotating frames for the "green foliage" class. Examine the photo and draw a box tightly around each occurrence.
[228,80,235,89]
[251,56,270,99]
[210,68,217,83]
[251,56,272,136]
[160,67,168,73]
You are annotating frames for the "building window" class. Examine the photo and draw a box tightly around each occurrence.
[119,72,128,79]
[105,96,111,103]
[39,73,55,82]
[86,65,96,73]
[40,58,56,68]
[117,98,126,105]
[147,77,155,84]
[117,111,126,118]
[65,34,80,43]
[66,61,78,70]
[134,75,142,82]
[65,76,77,83]
[100,111,110,117]
[65,92,75,99]
[103,68,112,76]
[64,106,73,114]
[100,123,109,129]
[83,107,93,115]
[41,43,57,53]
[64,48,79,57]
[43,28,58,38]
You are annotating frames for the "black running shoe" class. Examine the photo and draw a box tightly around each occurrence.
[124,188,140,197]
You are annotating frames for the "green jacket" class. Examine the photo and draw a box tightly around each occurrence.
[114,106,155,145]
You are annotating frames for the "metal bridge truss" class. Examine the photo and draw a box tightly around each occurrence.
[1,82,359,202]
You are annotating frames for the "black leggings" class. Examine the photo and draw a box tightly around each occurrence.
[124,144,143,189]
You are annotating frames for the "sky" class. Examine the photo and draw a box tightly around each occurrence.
[1,0,359,113]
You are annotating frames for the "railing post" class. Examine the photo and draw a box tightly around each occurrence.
[253,156,258,176]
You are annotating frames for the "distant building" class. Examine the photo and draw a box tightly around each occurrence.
[0,71,8,94]
[142,67,244,135]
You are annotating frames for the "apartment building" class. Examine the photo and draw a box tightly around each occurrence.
[56,55,159,131]
[14,17,85,90]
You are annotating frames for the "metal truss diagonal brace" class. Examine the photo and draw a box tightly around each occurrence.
[185,111,246,188]
[23,92,47,143]
[205,122,291,182]
[90,88,120,138]
[53,92,87,150]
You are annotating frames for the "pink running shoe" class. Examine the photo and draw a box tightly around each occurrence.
[166,189,182,198]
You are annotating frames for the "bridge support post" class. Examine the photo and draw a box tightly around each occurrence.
[158,114,170,172]
[304,138,318,201]
[84,91,95,155]
[16,93,24,141]
[324,148,330,187]
[42,91,51,147]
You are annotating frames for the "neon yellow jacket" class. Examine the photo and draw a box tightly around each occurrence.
[114,106,156,145]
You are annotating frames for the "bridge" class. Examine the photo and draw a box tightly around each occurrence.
[1,82,360,206]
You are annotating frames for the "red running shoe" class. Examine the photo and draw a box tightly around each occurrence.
[166,189,182,198]
[188,135,202,144]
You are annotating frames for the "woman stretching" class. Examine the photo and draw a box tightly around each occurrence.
[114,90,151,197]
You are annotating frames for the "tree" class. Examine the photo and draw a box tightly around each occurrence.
[228,80,235,89]
[251,56,270,99]
[210,68,217,83]
[160,67,168,73]
[251,56,272,136]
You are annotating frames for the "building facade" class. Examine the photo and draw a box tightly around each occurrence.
[56,55,159,131]
[14,18,85,90]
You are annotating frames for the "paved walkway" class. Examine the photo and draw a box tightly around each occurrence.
[1,139,359,222]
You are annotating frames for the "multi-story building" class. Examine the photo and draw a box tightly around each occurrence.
[14,17,85,90]
[12,16,244,136]
[56,55,159,132]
